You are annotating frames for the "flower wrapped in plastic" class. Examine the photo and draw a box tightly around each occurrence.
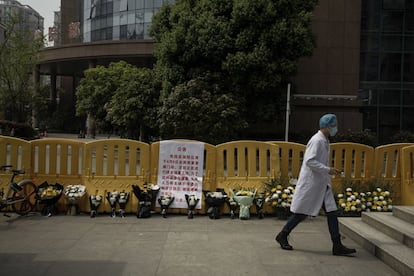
[185,194,200,219]
[36,181,64,217]
[63,185,86,215]
[230,188,257,220]
[89,194,103,218]
[254,193,265,219]
[158,194,174,218]
[226,197,238,219]
[106,191,119,218]
[132,183,160,218]
[203,189,228,219]
[117,192,130,218]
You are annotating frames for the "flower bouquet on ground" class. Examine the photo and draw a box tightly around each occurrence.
[117,191,130,217]
[230,187,257,220]
[336,184,393,216]
[63,185,86,215]
[132,183,160,218]
[185,194,200,219]
[36,182,64,217]
[203,189,228,219]
[158,194,174,218]
[264,177,295,220]
[254,193,265,219]
[106,191,119,218]
[89,194,103,218]
[226,197,239,219]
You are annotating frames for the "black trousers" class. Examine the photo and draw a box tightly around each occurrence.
[281,205,341,243]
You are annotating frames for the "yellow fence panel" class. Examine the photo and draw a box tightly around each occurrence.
[30,138,86,211]
[330,142,375,193]
[216,141,280,192]
[268,141,305,181]
[0,136,32,201]
[374,143,413,204]
[150,140,216,214]
[83,139,150,213]
[399,145,414,205]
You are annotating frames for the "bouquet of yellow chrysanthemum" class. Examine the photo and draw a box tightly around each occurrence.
[263,178,296,219]
[365,187,393,212]
[336,187,364,216]
[336,186,393,216]
[264,178,295,209]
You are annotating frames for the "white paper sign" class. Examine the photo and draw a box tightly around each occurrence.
[157,140,204,209]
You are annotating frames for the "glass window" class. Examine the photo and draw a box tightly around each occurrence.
[381,35,402,51]
[136,23,144,38]
[120,24,127,39]
[403,107,414,130]
[403,54,414,82]
[378,90,401,105]
[145,0,153,9]
[154,0,163,8]
[136,0,144,9]
[128,0,135,10]
[107,2,113,14]
[405,36,414,52]
[361,34,379,51]
[128,11,135,24]
[144,22,151,39]
[120,11,127,25]
[360,53,379,81]
[380,53,402,81]
[378,107,400,143]
[361,0,380,31]
[383,0,405,10]
[113,25,120,40]
[382,11,403,33]
[113,12,120,25]
[120,0,127,11]
[406,9,414,33]
[144,10,153,23]
[127,24,136,39]
[136,10,144,24]
[403,90,414,105]
[105,27,113,40]
[114,0,120,12]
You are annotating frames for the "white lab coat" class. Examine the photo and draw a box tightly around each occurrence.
[290,130,338,216]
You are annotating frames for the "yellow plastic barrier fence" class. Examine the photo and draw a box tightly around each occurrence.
[400,145,414,205]
[330,142,375,193]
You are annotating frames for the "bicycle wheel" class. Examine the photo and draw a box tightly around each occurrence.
[12,181,37,215]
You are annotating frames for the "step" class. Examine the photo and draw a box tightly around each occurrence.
[393,206,414,224]
[361,212,414,249]
[339,217,414,276]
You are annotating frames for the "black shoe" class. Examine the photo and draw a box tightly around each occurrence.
[276,231,293,250]
[333,242,356,256]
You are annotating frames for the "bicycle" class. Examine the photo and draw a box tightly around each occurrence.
[0,165,37,216]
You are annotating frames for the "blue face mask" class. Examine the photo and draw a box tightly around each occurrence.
[329,126,338,137]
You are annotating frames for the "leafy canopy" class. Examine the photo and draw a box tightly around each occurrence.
[0,13,44,123]
[151,0,317,143]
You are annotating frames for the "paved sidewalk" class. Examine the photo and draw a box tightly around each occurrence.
[0,213,400,276]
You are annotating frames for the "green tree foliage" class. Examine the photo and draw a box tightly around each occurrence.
[158,72,247,144]
[76,61,159,141]
[151,0,317,143]
[0,14,44,123]
[107,66,159,140]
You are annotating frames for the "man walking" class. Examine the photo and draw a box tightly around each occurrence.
[275,114,356,256]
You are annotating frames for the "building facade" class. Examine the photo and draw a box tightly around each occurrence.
[36,0,414,144]
[359,0,414,143]
[0,0,44,34]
